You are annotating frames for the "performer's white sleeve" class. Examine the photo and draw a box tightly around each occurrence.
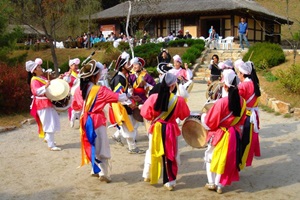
[37,86,47,96]
[63,76,71,83]
[118,93,128,102]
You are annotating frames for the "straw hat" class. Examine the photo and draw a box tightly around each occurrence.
[114,52,130,71]
[79,60,97,79]
[45,79,70,101]
[157,63,172,74]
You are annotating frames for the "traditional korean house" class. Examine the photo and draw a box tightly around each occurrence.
[88,0,291,43]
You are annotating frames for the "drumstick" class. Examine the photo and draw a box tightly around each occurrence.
[47,61,50,80]
[248,50,254,61]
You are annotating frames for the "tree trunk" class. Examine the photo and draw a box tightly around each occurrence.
[48,38,59,77]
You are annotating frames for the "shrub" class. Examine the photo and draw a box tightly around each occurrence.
[243,42,285,70]
[276,64,300,95]
[94,41,113,50]
[145,66,159,78]
[168,39,186,47]
[181,42,205,64]
[0,63,31,114]
[117,41,130,52]
[132,43,163,67]
[263,71,278,82]
[182,53,196,64]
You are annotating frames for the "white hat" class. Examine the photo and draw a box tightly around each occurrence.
[218,62,225,70]
[69,58,80,66]
[222,69,236,87]
[234,59,244,69]
[162,72,177,87]
[223,59,233,69]
[239,62,252,75]
[35,58,43,65]
[186,30,189,32]
[25,60,38,73]
[130,57,145,67]
[45,79,70,101]
[173,54,182,64]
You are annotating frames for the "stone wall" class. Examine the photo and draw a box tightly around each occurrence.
[260,89,300,119]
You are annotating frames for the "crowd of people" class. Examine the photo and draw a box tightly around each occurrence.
[25,47,261,193]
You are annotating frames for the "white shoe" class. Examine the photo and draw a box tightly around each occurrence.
[70,121,74,128]
[49,146,62,151]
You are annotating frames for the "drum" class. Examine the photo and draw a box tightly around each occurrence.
[132,108,144,122]
[201,100,216,113]
[52,95,71,112]
[46,79,70,101]
[182,114,207,148]
[205,80,222,100]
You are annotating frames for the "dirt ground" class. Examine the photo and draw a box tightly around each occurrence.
[0,82,299,200]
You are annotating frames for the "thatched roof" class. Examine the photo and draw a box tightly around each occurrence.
[89,0,290,24]
[7,25,45,35]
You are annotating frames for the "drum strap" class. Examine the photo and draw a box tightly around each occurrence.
[31,76,47,85]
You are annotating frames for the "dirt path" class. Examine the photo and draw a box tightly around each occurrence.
[0,82,299,200]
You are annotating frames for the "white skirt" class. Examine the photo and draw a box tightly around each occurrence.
[38,107,60,133]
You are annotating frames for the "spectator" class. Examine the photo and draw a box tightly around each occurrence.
[176,30,184,39]
[237,17,250,50]
[208,26,213,37]
[142,30,148,44]
[184,30,192,39]
[206,29,219,49]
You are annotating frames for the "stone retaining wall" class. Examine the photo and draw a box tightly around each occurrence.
[260,89,300,119]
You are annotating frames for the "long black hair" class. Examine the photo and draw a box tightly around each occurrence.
[154,75,171,112]
[27,72,33,85]
[243,62,261,97]
[228,76,242,116]
[80,67,100,100]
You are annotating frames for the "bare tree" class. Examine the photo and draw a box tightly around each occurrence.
[284,0,300,64]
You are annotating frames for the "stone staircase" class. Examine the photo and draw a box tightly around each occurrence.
[193,42,248,83]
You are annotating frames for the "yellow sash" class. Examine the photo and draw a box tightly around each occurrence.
[111,78,133,131]
[31,76,47,84]
[71,70,78,78]
[210,99,246,174]
[30,76,47,138]
[133,71,147,89]
[80,85,100,167]
[150,93,178,184]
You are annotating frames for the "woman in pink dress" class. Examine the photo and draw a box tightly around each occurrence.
[140,73,190,191]
[201,69,247,194]
[26,60,61,151]
[237,61,261,167]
